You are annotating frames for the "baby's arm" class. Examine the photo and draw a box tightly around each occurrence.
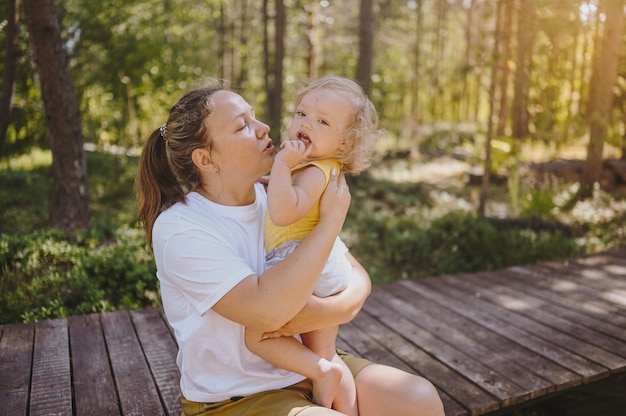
[267,141,326,226]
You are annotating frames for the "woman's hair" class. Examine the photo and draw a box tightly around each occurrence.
[293,75,382,174]
[137,82,224,249]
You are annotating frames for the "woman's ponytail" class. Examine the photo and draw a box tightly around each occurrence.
[136,128,184,249]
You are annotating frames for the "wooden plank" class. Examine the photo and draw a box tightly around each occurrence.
[69,313,120,416]
[363,288,517,412]
[402,278,584,389]
[531,262,626,302]
[502,266,626,331]
[495,270,626,340]
[438,272,624,374]
[339,319,416,374]
[549,250,626,286]
[381,282,572,396]
[595,247,626,271]
[0,322,34,416]
[102,310,166,416]
[417,275,607,381]
[535,256,626,287]
[131,308,182,416]
[335,332,353,353]
[372,285,546,406]
[339,316,469,416]
[29,318,72,416]
[530,252,626,283]
[519,264,626,317]
[463,272,626,363]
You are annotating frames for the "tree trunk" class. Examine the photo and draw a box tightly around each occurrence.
[496,0,514,136]
[412,0,423,122]
[274,0,285,107]
[511,0,534,139]
[235,0,250,88]
[263,0,270,101]
[0,0,20,152]
[478,0,504,218]
[356,0,376,95]
[622,118,626,159]
[429,0,448,120]
[580,0,625,197]
[563,19,582,141]
[219,0,232,88]
[23,0,89,234]
[262,0,285,144]
[461,0,474,121]
[471,3,485,122]
[305,1,321,81]
[271,0,285,142]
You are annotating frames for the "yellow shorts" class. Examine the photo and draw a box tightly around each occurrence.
[181,350,371,416]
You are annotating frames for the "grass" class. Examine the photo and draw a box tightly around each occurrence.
[1,146,624,324]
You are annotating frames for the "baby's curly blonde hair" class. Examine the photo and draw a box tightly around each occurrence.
[293,76,382,174]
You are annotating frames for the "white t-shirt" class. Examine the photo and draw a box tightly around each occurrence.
[152,185,305,403]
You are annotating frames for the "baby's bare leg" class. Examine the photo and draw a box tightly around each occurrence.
[244,327,342,408]
[302,326,358,416]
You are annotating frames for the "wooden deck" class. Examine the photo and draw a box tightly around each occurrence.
[1,247,625,416]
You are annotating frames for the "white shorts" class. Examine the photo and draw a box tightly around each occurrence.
[265,237,351,297]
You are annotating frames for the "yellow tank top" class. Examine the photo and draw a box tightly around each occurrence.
[265,159,341,253]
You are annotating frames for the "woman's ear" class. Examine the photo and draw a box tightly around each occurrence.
[191,148,216,172]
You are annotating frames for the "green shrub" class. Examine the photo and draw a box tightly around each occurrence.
[427,212,581,274]
[519,188,557,219]
[346,210,582,283]
[0,167,50,232]
[0,223,157,324]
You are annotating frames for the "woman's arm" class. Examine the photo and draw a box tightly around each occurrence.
[212,170,351,332]
[262,252,371,338]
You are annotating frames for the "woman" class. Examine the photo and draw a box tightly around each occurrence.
[136,81,445,416]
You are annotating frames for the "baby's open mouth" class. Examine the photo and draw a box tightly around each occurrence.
[297,132,311,145]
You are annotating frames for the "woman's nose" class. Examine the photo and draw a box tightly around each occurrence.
[256,120,270,138]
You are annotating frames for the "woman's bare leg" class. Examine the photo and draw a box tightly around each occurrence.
[353,363,444,416]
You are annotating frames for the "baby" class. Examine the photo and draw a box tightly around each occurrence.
[245,75,380,415]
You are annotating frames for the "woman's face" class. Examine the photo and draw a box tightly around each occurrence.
[207,90,275,179]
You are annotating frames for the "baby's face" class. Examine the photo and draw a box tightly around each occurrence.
[288,89,352,160]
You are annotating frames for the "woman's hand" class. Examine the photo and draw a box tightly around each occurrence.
[318,169,351,234]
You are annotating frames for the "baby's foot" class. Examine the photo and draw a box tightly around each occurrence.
[311,358,343,408]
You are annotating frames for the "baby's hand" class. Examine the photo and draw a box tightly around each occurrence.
[276,140,312,168]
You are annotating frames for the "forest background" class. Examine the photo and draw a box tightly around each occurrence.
[1,0,625,324]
